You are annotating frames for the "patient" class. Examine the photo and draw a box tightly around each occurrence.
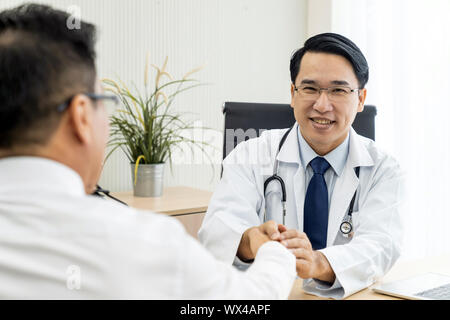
[0,3,296,299]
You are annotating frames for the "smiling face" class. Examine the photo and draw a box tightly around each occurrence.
[290,52,367,155]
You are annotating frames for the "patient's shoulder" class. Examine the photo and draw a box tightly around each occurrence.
[75,195,187,245]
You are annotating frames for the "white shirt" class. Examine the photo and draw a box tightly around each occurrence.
[297,128,350,291]
[225,128,350,275]
[0,157,296,299]
[297,127,350,204]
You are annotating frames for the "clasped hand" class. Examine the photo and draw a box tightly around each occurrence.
[239,220,335,283]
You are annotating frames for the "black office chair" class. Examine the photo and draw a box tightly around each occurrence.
[222,102,376,160]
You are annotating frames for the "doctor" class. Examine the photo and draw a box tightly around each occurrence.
[199,33,405,299]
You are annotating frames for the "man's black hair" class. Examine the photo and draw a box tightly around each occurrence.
[0,3,97,148]
[290,33,369,89]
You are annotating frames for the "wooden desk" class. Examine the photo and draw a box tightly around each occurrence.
[111,186,212,239]
[289,255,450,300]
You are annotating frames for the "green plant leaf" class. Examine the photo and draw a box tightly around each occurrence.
[103,56,215,173]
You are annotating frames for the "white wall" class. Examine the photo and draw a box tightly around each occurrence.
[306,0,332,36]
[309,0,450,260]
[0,0,307,192]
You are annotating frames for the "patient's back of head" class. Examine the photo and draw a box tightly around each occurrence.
[0,3,96,150]
[0,4,183,299]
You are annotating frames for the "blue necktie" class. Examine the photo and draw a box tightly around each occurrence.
[304,157,331,250]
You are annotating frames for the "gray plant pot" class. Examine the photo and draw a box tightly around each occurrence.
[130,163,164,197]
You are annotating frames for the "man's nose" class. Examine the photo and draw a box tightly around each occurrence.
[313,90,333,113]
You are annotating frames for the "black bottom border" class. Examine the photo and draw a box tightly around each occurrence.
[0,299,448,318]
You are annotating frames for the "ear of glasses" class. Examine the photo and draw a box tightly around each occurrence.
[56,93,119,112]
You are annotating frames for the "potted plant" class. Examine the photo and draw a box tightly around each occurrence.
[103,55,209,197]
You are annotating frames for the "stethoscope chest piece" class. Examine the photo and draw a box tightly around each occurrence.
[339,166,360,238]
[340,217,353,238]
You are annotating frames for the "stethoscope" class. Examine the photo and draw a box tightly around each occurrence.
[263,126,360,237]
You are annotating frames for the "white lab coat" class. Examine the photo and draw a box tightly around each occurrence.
[0,157,296,299]
[199,123,405,299]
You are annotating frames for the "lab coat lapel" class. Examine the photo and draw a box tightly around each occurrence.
[275,123,304,230]
[275,123,300,165]
[327,128,374,245]
[292,166,305,232]
[327,158,359,245]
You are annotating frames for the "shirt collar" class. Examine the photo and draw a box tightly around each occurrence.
[0,156,86,196]
[297,127,350,177]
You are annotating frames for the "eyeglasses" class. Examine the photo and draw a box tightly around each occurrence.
[294,84,360,102]
[56,93,119,112]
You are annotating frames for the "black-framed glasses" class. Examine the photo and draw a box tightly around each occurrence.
[56,93,119,112]
[294,84,360,102]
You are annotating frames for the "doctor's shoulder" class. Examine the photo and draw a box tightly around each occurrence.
[357,133,405,183]
[222,127,290,168]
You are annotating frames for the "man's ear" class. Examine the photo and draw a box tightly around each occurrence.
[357,88,367,112]
[290,83,295,109]
[67,94,93,144]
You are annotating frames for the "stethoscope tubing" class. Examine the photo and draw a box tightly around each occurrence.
[263,126,360,235]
